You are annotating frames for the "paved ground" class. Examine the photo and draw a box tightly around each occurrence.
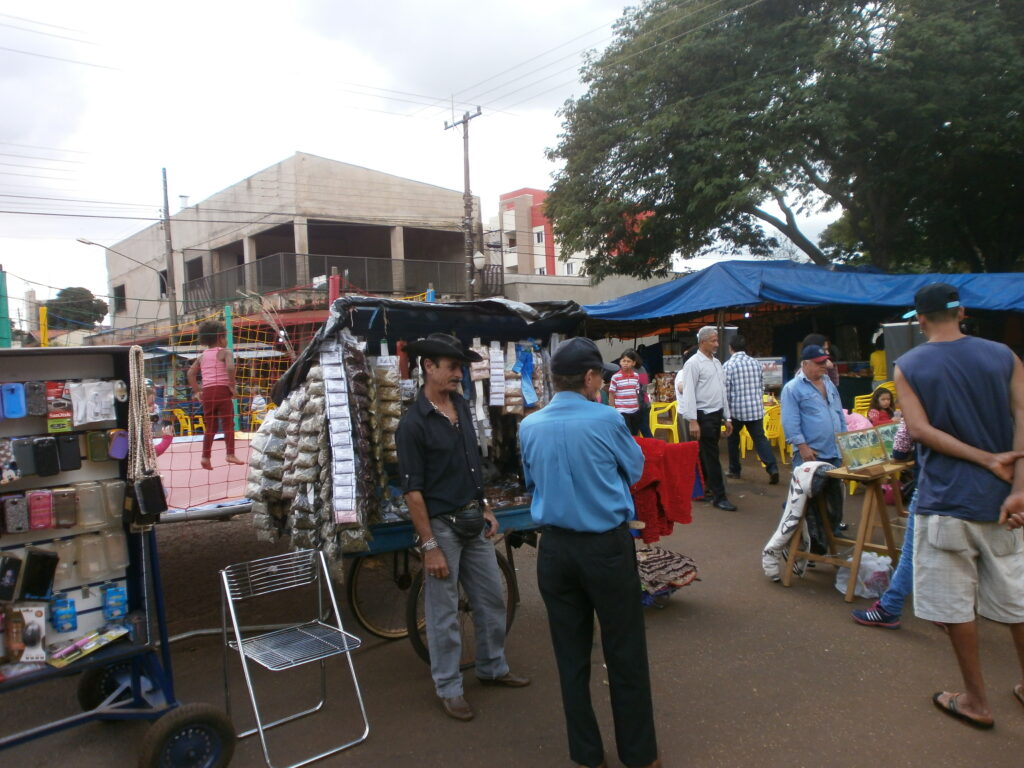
[4,453,1023,767]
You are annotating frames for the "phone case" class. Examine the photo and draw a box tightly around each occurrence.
[107,429,129,460]
[75,482,106,527]
[51,487,77,528]
[26,489,53,529]
[57,433,82,472]
[87,431,110,462]
[2,494,29,533]
[12,438,36,476]
[1,383,27,419]
[24,381,47,416]
[32,436,61,476]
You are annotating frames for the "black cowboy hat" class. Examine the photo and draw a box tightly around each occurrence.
[405,333,482,363]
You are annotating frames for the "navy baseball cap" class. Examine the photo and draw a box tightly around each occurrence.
[551,337,618,375]
[902,282,961,319]
[801,344,830,363]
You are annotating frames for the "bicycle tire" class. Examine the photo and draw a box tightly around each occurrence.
[406,550,516,669]
[347,550,421,640]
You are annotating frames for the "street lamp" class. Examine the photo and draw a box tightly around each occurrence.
[76,237,178,327]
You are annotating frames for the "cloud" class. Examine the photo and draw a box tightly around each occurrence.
[296,0,627,112]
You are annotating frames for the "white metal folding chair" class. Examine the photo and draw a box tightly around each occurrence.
[220,549,369,768]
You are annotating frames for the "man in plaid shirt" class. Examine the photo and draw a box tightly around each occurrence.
[723,335,780,485]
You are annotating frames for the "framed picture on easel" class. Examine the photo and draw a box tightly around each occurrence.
[874,422,900,457]
[837,427,888,472]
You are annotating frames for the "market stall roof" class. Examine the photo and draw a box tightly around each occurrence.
[272,296,584,403]
[582,260,1024,323]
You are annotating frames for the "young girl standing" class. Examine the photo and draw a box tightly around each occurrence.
[187,320,244,470]
[608,350,645,435]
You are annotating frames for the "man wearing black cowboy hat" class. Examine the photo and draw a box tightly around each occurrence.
[396,333,530,722]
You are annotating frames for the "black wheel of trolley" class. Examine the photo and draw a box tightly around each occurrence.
[77,661,134,712]
[138,703,235,768]
[347,550,422,639]
[406,550,516,670]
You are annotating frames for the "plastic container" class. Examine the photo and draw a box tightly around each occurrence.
[75,481,106,527]
[101,479,126,525]
[26,489,53,530]
[102,529,130,571]
[76,533,109,582]
[52,487,78,528]
[53,538,79,590]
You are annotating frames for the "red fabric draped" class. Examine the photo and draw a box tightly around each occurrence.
[631,438,699,542]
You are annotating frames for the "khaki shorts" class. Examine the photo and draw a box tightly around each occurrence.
[913,514,1024,624]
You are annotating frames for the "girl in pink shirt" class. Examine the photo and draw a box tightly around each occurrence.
[186,320,244,470]
[867,387,897,426]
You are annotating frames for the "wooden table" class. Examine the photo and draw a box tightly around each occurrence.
[781,461,912,602]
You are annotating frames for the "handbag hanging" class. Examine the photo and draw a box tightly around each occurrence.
[125,345,167,525]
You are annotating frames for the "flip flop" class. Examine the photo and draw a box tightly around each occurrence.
[1014,684,1024,709]
[932,692,994,730]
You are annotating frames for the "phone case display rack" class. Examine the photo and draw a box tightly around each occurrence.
[0,347,232,766]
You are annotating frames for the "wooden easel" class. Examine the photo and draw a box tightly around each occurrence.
[781,461,910,602]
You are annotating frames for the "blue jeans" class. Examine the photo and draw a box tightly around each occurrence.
[879,491,917,617]
[424,518,510,698]
[727,417,778,476]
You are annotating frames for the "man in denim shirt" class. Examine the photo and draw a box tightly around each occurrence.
[781,344,847,531]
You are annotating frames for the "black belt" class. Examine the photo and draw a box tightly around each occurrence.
[541,522,626,536]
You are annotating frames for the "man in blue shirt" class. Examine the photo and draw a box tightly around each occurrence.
[781,344,847,534]
[520,337,659,768]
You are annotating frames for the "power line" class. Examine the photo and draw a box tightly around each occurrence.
[0,45,116,70]
[0,20,98,45]
[0,12,86,33]
[0,141,89,154]
[0,151,84,164]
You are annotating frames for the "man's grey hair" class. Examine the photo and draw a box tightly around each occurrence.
[697,326,718,343]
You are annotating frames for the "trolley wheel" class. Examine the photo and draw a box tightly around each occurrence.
[407,551,516,670]
[138,703,235,768]
[77,661,134,712]
[347,550,421,639]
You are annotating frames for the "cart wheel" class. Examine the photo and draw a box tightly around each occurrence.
[407,551,516,670]
[347,550,421,639]
[138,703,235,768]
[78,661,134,712]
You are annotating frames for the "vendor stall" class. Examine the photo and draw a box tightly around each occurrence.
[245,296,584,662]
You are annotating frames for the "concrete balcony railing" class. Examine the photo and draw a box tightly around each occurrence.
[182,252,504,312]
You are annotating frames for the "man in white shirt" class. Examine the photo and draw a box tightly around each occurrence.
[677,326,736,511]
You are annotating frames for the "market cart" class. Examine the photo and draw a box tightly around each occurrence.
[0,346,234,768]
[345,505,538,667]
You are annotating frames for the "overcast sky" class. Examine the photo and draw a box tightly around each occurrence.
[0,0,834,329]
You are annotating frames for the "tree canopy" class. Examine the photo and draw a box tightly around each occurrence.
[545,0,1024,278]
[45,287,108,330]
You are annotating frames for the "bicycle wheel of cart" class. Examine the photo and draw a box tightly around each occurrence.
[407,551,516,670]
[77,661,135,712]
[347,550,422,639]
[138,703,235,768]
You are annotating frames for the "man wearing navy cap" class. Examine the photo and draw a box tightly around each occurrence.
[780,342,847,531]
[520,337,660,768]
[895,283,1024,729]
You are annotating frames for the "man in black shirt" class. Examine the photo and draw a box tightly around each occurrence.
[397,333,529,721]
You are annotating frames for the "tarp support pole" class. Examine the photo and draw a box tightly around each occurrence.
[225,305,240,432]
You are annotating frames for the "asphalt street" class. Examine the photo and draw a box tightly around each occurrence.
[3,452,1023,767]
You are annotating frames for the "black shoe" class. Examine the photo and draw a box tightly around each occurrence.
[725,472,741,479]
[769,472,780,485]
[713,498,737,511]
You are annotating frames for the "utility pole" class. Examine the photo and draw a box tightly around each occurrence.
[445,107,482,300]
[162,168,179,331]
[0,264,10,348]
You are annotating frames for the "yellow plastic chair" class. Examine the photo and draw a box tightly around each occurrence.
[739,425,753,458]
[171,408,195,436]
[763,405,791,465]
[852,393,874,418]
[249,405,275,432]
[649,401,680,443]
[192,415,206,434]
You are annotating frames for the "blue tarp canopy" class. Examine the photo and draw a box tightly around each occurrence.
[582,260,1024,322]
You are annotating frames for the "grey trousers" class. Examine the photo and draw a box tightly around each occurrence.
[425,518,510,698]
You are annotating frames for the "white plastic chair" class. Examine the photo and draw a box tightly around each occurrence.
[220,549,369,768]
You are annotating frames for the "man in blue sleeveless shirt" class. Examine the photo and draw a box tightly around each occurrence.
[896,283,1024,729]
[520,337,659,768]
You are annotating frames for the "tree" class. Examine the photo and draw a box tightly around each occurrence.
[45,287,108,330]
[546,0,1024,278]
